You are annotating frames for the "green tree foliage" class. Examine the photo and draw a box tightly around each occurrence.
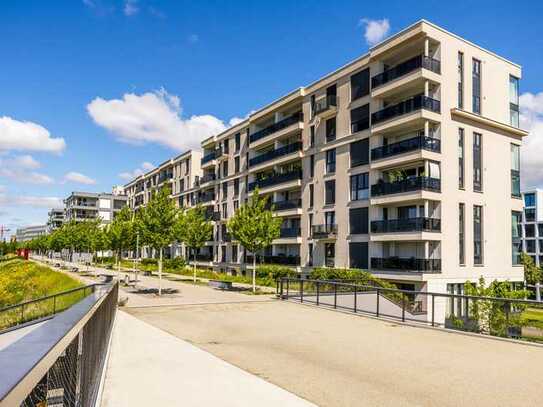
[520,252,542,285]
[227,189,281,292]
[106,206,135,272]
[139,187,178,295]
[175,205,213,282]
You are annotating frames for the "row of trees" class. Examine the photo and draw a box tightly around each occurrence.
[23,187,281,293]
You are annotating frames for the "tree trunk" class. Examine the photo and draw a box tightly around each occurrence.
[252,256,256,293]
[193,249,197,283]
[158,248,163,296]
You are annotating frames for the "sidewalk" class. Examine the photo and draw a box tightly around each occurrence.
[100,311,316,407]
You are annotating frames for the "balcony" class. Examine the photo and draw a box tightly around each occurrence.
[313,95,337,116]
[249,142,302,167]
[371,95,440,125]
[201,151,216,165]
[371,55,441,89]
[248,169,302,192]
[200,173,216,184]
[193,253,213,262]
[370,257,441,273]
[197,192,215,203]
[371,176,440,197]
[311,224,338,239]
[247,254,300,266]
[249,112,303,144]
[370,217,441,233]
[158,172,173,184]
[279,227,301,238]
[267,199,302,211]
[371,135,440,161]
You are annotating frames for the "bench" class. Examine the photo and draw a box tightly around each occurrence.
[208,280,233,290]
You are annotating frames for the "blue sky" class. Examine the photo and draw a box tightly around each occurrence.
[1,0,543,237]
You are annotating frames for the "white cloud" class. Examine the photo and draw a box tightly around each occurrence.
[63,171,97,185]
[124,0,139,16]
[360,18,390,46]
[0,116,66,153]
[0,192,63,209]
[87,89,228,151]
[0,155,54,185]
[520,91,543,189]
[119,161,155,180]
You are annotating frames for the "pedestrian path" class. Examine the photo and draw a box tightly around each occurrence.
[100,311,316,407]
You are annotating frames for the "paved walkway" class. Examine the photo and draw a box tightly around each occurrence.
[100,310,316,407]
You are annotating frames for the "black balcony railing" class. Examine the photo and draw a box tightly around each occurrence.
[249,142,302,167]
[197,193,215,203]
[371,134,441,160]
[200,173,216,184]
[371,95,440,125]
[313,95,337,116]
[371,55,441,89]
[201,151,216,165]
[311,224,338,239]
[249,112,303,144]
[371,257,442,273]
[268,199,302,211]
[371,176,441,196]
[351,117,370,134]
[193,253,213,262]
[248,169,302,191]
[370,217,441,233]
[246,254,301,266]
[279,227,301,238]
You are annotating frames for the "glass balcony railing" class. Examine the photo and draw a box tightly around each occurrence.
[371,95,440,125]
[248,169,302,191]
[267,199,302,211]
[370,217,441,233]
[249,142,302,167]
[311,224,338,239]
[197,193,215,203]
[371,134,441,161]
[313,95,337,116]
[371,55,441,89]
[371,257,442,273]
[371,176,441,197]
[249,112,303,144]
[200,173,216,184]
[246,254,301,266]
[201,151,216,165]
[279,227,301,238]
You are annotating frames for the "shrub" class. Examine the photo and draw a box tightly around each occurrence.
[164,257,186,270]
[256,265,297,281]
[141,258,158,266]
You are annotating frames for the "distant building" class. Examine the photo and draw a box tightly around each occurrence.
[47,208,65,232]
[64,191,128,225]
[16,225,48,242]
[520,189,543,266]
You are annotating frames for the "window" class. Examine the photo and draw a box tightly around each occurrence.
[350,138,369,167]
[223,139,230,154]
[458,128,465,189]
[234,200,239,212]
[512,211,522,265]
[326,149,336,173]
[222,182,228,199]
[325,180,335,205]
[510,76,519,127]
[310,94,316,118]
[351,68,370,101]
[232,245,238,263]
[525,223,536,238]
[180,178,185,192]
[539,224,543,237]
[459,203,465,265]
[309,213,313,235]
[222,161,228,177]
[308,243,313,266]
[309,184,314,207]
[525,193,536,207]
[325,211,335,227]
[525,208,536,222]
[349,207,368,234]
[310,154,315,178]
[235,133,241,152]
[185,159,190,175]
[511,144,520,197]
[235,156,240,173]
[310,125,315,147]
[222,202,227,218]
[526,239,536,253]
[350,104,370,133]
[472,59,481,114]
[473,205,483,264]
[234,178,239,196]
[349,242,368,269]
[221,245,226,263]
[326,118,336,142]
[457,52,464,109]
[350,173,369,201]
[473,133,482,192]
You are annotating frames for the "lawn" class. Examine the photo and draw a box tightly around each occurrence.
[522,307,543,330]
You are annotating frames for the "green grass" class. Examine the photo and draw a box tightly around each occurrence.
[522,307,543,330]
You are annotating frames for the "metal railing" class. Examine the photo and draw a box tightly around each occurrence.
[311,224,338,239]
[249,142,302,167]
[246,254,301,266]
[370,217,441,233]
[267,199,302,211]
[371,176,441,196]
[371,95,441,125]
[200,173,216,184]
[279,227,301,238]
[371,257,442,273]
[371,55,441,89]
[0,284,97,332]
[249,112,303,144]
[277,278,543,344]
[351,117,370,134]
[371,134,441,160]
[248,169,302,191]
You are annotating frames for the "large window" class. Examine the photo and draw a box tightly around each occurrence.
[325,180,336,205]
[326,117,336,142]
[511,144,520,197]
[457,52,464,109]
[310,154,315,178]
[459,203,465,265]
[349,242,368,269]
[326,149,336,173]
[510,75,520,127]
[525,223,536,237]
[310,125,315,147]
[458,128,465,189]
[472,59,481,114]
[349,207,368,234]
[350,173,369,201]
[309,184,314,207]
[325,211,335,227]
[512,211,522,265]
[525,208,536,222]
[350,138,369,168]
[473,205,483,265]
[350,104,370,133]
[351,68,370,101]
[473,133,482,192]
[525,193,536,207]
[235,132,240,152]
[526,239,536,253]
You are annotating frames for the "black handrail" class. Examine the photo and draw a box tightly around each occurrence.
[371,257,442,272]
[371,55,441,88]
[249,112,303,144]
[371,134,440,160]
[370,217,441,233]
[311,224,338,238]
[371,176,440,196]
[248,169,302,191]
[371,95,440,125]
[249,142,302,167]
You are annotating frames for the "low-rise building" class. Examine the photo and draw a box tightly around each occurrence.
[47,208,65,232]
[15,225,48,242]
[519,189,543,266]
[64,191,127,224]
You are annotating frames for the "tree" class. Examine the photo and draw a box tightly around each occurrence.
[107,207,135,274]
[520,252,542,285]
[227,189,281,292]
[175,205,213,282]
[139,187,178,295]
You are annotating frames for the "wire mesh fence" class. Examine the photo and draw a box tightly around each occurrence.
[278,278,543,344]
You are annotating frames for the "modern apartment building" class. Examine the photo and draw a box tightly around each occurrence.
[15,225,48,242]
[520,189,543,266]
[47,208,65,232]
[64,190,127,224]
[126,20,527,296]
